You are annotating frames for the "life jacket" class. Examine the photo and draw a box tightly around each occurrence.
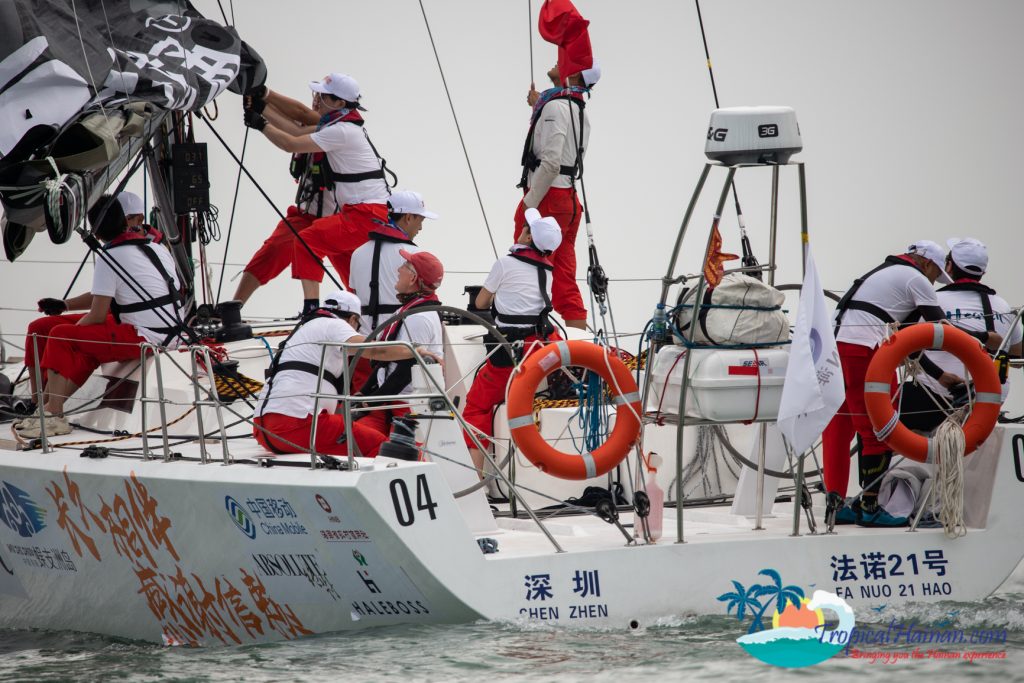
[833,255,928,334]
[101,233,184,346]
[289,109,396,217]
[938,280,998,334]
[517,88,587,190]
[359,293,441,398]
[258,309,352,420]
[362,219,415,331]
[491,246,554,333]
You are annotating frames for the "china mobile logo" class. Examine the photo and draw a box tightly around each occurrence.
[720,569,855,669]
[225,496,256,539]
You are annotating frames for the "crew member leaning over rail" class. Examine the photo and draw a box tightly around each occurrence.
[355,250,446,456]
[17,195,185,439]
[462,208,563,475]
[824,240,951,528]
[899,238,1023,433]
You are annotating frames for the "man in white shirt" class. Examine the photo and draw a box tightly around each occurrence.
[462,208,563,473]
[514,61,600,330]
[239,73,390,313]
[253,289,439,457]
[900,238,1023,432]
[18,195,184,438]
[824,240,950,527]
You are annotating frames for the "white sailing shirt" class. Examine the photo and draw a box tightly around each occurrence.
[917,287,1022,400]
[835,261,939,349]
[350,240,420,334]
[307,121,388,215]
[484,249,552,329]
[524,98,590,208]
[92,243,182,347]
[375,310,443,396]
[253,316,361,418]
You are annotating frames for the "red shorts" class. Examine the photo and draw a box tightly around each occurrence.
[244,206,319,285]
[25,313,86,375]
[514,188,585,321]
[291,203,388,287]
[821,342,897,495]
[253,411,381,457]
[40,316,147,387]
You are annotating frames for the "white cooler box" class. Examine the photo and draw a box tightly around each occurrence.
[646,345,789,421]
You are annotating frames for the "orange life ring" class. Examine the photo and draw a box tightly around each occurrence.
[864,323,1001,462]
[507,340,641,480]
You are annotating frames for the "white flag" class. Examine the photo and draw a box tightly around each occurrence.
[777,248,845,454]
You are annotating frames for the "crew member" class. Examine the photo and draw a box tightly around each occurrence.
[348,190,437,390]
[242,73,390,314]
[824,240,951,527]
[514,60,600,330]
[253,290,382,456]
[356,250,446,456]
[900,238,1022,432]
[462,208,563,474]
[17,195,185,439]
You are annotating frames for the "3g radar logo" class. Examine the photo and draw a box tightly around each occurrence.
[758,124,779,138]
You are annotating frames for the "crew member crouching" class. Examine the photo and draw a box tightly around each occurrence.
[355,250,446,456]
[462,208,563,474]
[900,238,1023,432]
[17,195,185,438]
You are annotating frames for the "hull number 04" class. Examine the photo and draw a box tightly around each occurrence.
[390,474,439,527]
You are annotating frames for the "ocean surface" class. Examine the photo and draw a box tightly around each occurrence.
[2,571,1022,682]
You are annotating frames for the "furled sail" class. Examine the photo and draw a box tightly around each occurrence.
[0,0,264,260]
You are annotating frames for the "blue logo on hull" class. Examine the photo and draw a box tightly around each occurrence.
[0,481,47,538]
[225,496,256,539]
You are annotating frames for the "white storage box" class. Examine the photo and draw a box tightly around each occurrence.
[646,345,789,421]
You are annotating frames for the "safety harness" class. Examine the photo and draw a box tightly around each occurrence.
[485,246,554,368]
[517,88,586,189]
[101,233,184,346]
[833,255,926,334]
[938,280,998,335]
[358,294,441,398]
[363,219,415,330]
[290,109,396,217]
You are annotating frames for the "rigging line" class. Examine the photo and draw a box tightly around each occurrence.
[196,113,344,291]
[229,0,236,26]
[69,0,110,124]
[215,0,230,26]
[62,251,92,299]
[216,127,249,303]
[693,0,757,272]
[528,0,535,84]
[417,0,498,260]
[98,0,133,110]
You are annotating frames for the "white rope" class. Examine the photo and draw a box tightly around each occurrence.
[934,414,967,539]
[42,157,84,238]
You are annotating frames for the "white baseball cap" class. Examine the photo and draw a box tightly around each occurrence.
[907,240,952,284]
[309,73,364,109]
[116,191,144,216]
[946,237,988,276]
[524,208,563,253]
[322,290,362,316]
[580,59,601,88]
[388,191,439,219]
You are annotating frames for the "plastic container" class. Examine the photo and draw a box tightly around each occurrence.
[645,454,664,542]
[646,345,789,421]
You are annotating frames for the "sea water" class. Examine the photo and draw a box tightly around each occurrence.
[1,581,1021,682]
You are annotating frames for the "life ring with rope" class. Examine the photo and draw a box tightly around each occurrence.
[864,323,1001,462]
[507,340,641,480]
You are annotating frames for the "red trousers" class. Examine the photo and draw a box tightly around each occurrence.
[462,333,555,449]
[514,188,585,321]
[821,342,897,496]
[244,206,341,285]
[253,411,381,457]
[291,202,388,286]
[25,313,86,376]
[40,316,147,387]
[355,405,411,458]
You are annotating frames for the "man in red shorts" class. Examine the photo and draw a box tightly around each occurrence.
[241,73,390,315]
[514,61,600,330]
[18,195,185,439]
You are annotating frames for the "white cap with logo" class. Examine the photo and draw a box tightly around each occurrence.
[322,290,362,317]
[946,237,988,276]
[116,191,144,216]
[388,191,439,220]
[580,59,601,88]
[524,208,563,253]
[309,73,364,108]
[907,240,952,284]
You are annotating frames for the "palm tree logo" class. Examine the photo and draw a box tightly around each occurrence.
[718,568,805,634]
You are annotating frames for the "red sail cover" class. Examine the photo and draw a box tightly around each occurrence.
[538,0,593,81]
